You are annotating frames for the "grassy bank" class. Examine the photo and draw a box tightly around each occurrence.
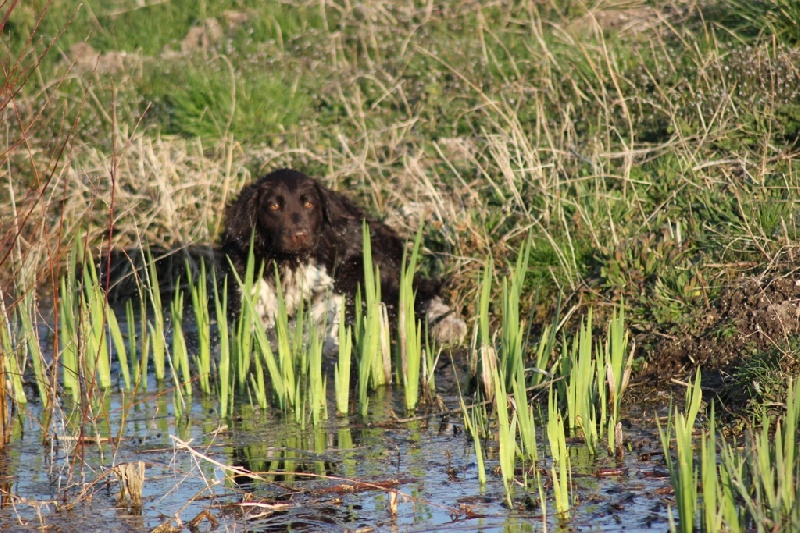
[5,1,798,322]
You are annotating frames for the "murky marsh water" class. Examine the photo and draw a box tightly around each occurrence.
[0,313,673,532]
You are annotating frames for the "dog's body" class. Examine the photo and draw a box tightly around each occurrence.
[219,168,465,347]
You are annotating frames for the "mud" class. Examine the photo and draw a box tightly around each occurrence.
[642,271,800,398]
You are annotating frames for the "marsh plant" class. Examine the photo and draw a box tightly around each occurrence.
[461,398,489,486]
[658,369,703,533]
[558,310,599,454]
[603,303,632,453]
[659,374,800,532]
[493,371,518,507]
[398,227,428,411]
[145,252,169,384]
[334,304,353,415]
[473,255,497,401]
[213,276,233,416]
[352,222,396,415]
[718,379,800,531]
[187,260,213,396]
[549,304,633,455]
[58,250,118,399]
[700,404,741,533]
[462,297,632,514]
[168,287,192,417]
[0,299,28,408]
[547,385,572,519]
[472,234,542,399]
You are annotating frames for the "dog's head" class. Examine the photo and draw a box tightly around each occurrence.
[223,169,326,257]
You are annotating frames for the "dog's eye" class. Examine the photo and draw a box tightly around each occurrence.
[267,202,280,211]
[303,201,315,209]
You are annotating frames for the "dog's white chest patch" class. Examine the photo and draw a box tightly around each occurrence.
[251,261,338,331]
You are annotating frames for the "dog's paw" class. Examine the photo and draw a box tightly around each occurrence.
[424,296,467,345]
[430,314,468,345]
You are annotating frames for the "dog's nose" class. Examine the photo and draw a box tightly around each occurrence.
[292,229,310,244]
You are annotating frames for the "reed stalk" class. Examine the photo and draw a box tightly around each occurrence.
[475,256,495,400]
[334,304,352,415]
[500,234,531,389]
[513,364,538,464]
[146,252,167,383]
[19,292,48,403]
[399,227,424,411]
[547,384,571,518]
[494,372,517,506]
[461,398,487,486]
[170,288,192,398]
[604,302,632,453]
[0,299,27,407]
[106,299,130,391]
[213,276,233,416]
[360,222,390,390]
[307,327,327,425]
[562,311,598,454]
[187,260,212,396]
[658,368,702,533]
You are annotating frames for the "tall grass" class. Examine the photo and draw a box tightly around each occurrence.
[305,327,327,425]
[83,258,113,391]
[513,364,538,465]
[146,253,168,384]
[720,379,800,531]
[57,249,122,399]
[187,260,213,396]
[494,372,518,507]
[560,311,599,454]
[499,235,531,389]
[18,291,48,405]
[169,287,192,415]
[658,369,702,533]
[334,304,353,415]
[603,303,632,454]
[700,404,741,533]
[658,375,800,532]
[355,222,392,415]
[0,298,30,408]
[462,398,488,486]
[213,276,233,416]
[473,256,496,401]
[399,228,424,412]
[547,384,572,518]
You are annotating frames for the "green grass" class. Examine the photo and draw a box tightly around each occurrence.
[547,385,572,519]
[658,369,703,533]
[8,0,800,334]
[399,227,425,412]
[187,260,212,396]
[334,304,353,416]
[494,371,518,507]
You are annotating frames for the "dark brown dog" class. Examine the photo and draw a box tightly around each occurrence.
[219,168,466,346]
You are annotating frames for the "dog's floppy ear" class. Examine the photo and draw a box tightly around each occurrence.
[315,181,362,228]
[222,182,262,249]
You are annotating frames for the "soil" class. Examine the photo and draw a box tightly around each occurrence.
[641,271,800,396]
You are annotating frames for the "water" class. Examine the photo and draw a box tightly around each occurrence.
[0,376,674,532]
[0,308,673,531]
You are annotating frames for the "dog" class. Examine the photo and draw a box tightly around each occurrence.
[219,168,466,350]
